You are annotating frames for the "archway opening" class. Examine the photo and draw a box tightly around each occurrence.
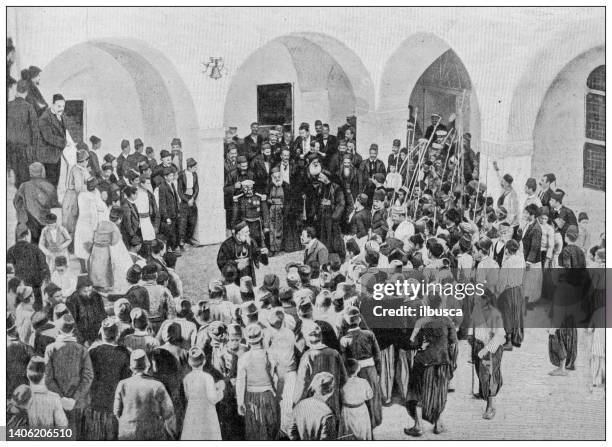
[223,32,374,140]
[41,39,199,156]
[378,33,481,161]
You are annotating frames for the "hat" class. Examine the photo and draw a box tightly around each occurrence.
[431,143,443,150]
[125,169,139,182]
[121,139,130,149]
[12,384,31,407]
[344,306,361,324]
[459,236,472,252]
[208,279,225,298]
[502,173,514,185]
[130,349,149,371]
[208,321,227,341]
[28,65,42,78]
[245,323,262,344]
[57,314,75,333]
[236,155,248,164]
[565,225,579,242]
[373,173,386,184]
[134,138,144,148]
[44,212,57,224]
[308,371,335,396]
[44,282,62,298]
[76,149,89,163]
[357,193,369,206]
[188,346,206,368]
[109,205,123,222]
[113,298,131,315]
[464,132,472,141]
[241,301,258,317]
[76,274,93,290]
[459,222,474,234]
[126,265,142,284]
[227,323,242,337]
[234,220,248,233]
[373,189,386,202]
[86,177,98,190]
[578,212,589,222]
[267,307,285,326]
[262,274,280,291]
[435,130,448,137]
[197,299,210,311]
[186,158,197,168]
[306,152,320,166]
[100,317,118,339]
[369,143,379,151]
[393,139,401,147]
[16,79,28,94]
[240,276,254,294]
[171,138,182,147]
[160,149,171,159]
[476,236,492,253]
[130,307,148,325]
[27,356,46,376]
[103,153,116,163]
[241,179,255,189]
[431,113,441,119]
[31,311,49,330]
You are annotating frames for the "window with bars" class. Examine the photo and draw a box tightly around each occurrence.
[584,66,605,191]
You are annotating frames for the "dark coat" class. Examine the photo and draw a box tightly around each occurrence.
[157,181,180,220]
[25,83,48,117]
[177,170,199,203]
[217,236,264,285]
[36,109,66,164]
[7,240,49,287]
[371,208,389,240]
[522,220,542,264]
[7,97,39,147]
[65,291,107,345]
[121,200,141,247]
[350,208,371,239]
[223,169,255,209]
[359,158,386,180]
[241,133,263,161]
[250,154,273,194]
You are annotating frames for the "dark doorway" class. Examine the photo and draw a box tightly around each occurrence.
[257,83,293,134]
[64,99,85,143]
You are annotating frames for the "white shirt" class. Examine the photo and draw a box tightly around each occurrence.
[280,162,290,184]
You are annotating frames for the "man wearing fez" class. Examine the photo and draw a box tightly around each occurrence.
[152,149,175,187]
[224,155,254,232]
[312,167,346,258]
[127,138,147,171]
[294,122,312,157]
[177,157,201,248]
[232,179,269,251]
[14,162,60,244]
[116,139,131,182]
[22,65,48,117]
[8,79,39,187]
[217,220,268,286]
[424,113,447,140]
[241,122,263,162]
[170,138,184,172]
[36,94,67,187]
[549,189,578,242]
[360,143,386,180]
[156,167,180,252]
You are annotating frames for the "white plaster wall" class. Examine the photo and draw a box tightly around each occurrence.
[41,45,146,155]
[532,47,605,236]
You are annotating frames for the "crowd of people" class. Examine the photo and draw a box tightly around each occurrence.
[6,63,606,441]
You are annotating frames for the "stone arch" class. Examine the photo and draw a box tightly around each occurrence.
[378,33,481,154]
[42,38,199,155]
[223,32,375,136]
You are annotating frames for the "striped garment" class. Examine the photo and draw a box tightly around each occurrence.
[123,331,160,354]
[27,383,68,428]
[290,397,336,440]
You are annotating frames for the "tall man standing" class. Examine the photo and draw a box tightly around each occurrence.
[8,79,39,187]
[37,94,67,187]
[156,167,180,252]
[177,157,200,248]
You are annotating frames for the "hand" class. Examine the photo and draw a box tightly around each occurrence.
[261,247,269,255]
[188,199,194,206]
[234,182,241,189]
[478,348,488,359]
[61,397,76,411]
[238,404,246,416]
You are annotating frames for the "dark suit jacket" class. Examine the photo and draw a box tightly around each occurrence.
[360,158,386,179]
[36,109,66,164]
[522,220,542,264]
[371,208,389,240]
[177,170,199,203]
[157,181,179,220]
[250,154,272,194]
[241,133,263,161]
[350,208,371,239]
[303,239,329,266]
[25,84,48,117]
[316,134,338,157]
[7,97,39,147]
[121,200,141,247]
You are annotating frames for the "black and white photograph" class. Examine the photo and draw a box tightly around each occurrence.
[3,5,607,442]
